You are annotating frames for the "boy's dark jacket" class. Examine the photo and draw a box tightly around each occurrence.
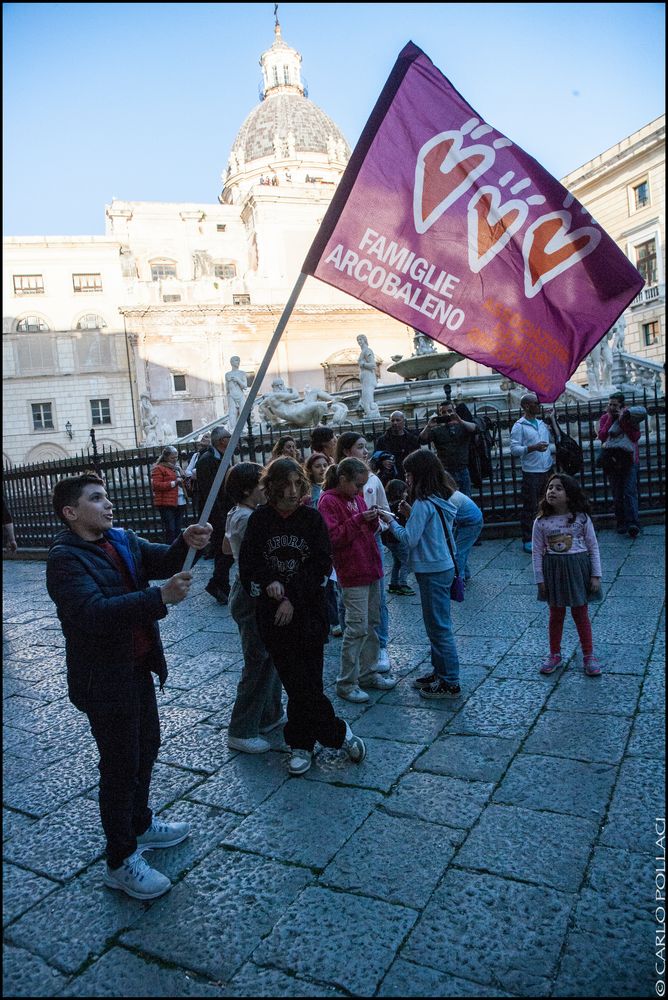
[46,526,187,711]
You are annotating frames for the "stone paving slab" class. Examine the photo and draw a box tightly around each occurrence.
[120,850,313,984]
[402,869,571,996]
[252,885,418,996]
[221,780,382,868]
[523,709,633,764]
[413,733,521,782]
[55,946,229,997]
[445,677,549,739]
[227,962,345,997]
[383,770,493,829]
[600,757,666,854]
[378,959,515,997]
[303,736,425,793]
[321,809,458,909]
[2,945,70,997]
[456,804,599,892]
[492,752,616,819]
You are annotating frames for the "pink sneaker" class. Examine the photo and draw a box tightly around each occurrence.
[583,654,603,677]
[538,653,562,675]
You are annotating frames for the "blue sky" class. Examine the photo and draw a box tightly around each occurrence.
[3,2,665,236]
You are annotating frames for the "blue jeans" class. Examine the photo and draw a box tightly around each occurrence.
[157,505,184,544]
[415,569,460,685]
[390,549,409,587]
[608,463,640,532]
[452,467,472,496]
[375,534,389,650]
[455,519,483,580]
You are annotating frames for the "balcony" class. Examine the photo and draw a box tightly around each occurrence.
[630,283,664,308]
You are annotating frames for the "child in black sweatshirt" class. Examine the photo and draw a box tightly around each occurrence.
[238,458,366,776]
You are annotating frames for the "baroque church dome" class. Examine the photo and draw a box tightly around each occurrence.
[220,22,350,203]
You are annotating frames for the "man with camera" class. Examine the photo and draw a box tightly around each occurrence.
[419,401,477,495]
[510,392,558,553]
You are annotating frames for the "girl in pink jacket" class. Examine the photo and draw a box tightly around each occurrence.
[318,458,397,703]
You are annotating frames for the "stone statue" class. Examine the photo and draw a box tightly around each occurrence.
[257,379,348,428]
[611,315,627,354]
[356,334,382,419]
[413,330,437,356]
[225,356,249,428]
[140,394,173,446]
[192,251,214,279]
[586,331,615,395]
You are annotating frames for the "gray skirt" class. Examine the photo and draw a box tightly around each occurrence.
[542,551,599,607]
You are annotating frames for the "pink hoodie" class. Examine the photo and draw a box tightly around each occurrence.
[318,490,383,588]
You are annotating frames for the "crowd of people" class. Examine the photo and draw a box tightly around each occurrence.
[4,392,644,903]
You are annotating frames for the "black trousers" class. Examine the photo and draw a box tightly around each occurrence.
[86,664,160,868]
[209,519,234,595]
[520,469,552,542]
[263,629,346,753]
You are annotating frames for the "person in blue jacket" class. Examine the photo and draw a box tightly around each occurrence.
[46,474,211,901]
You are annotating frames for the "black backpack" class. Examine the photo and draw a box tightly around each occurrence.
[555,430,583,476]
[468,414,494,486]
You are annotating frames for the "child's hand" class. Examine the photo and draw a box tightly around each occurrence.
[589,576,601,593]
[274,596,294,626]
[399,500,412,517]
[377,509,394,524]
[361,507,379,522]
[537,582,547,602]
[161,571,193,605]
[266,581,285,600]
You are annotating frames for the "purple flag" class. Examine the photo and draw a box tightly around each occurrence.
[303,43,644,401]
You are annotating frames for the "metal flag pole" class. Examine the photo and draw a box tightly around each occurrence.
[181,271,308,572]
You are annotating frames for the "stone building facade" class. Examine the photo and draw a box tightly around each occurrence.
[3,24,664,467]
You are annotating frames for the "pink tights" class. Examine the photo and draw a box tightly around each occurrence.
[549,605,593,657]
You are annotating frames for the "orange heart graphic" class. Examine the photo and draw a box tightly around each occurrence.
[414,131,496,234]
[467,187,529,273]
[523,211,601,299]
[422,139,487,221]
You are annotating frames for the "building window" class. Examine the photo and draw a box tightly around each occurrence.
[214,262,236,279]
[76,313,106,330]
[216,224,227,232]
[150,261,178,281]
[76,332,114,370]
[17,337,55,373]
[172,374,187,392]
[643,321,659,346]
[90,398,111,425]
[283,65,291,85]
[233,293,250,305]
[31,402,54,430]
[176,419,193,438]
[272,66,279,86]
[635,239,658,287]
[633,180,650,211]
[73,273,103,293]
[13,274,44,295]
[16,315,49,332]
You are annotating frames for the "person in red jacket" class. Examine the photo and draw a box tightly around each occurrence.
[319,458,397,703]
[597,392,641,538]
[150,446,187,543]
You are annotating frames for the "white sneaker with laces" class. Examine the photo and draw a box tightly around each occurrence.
[228,735,271,754]
[360,673,397,691]
[103,850,171,900]
[288,749,312,776]
[344,732,367,764]
[336,686,370,703]
[136,819,190,851]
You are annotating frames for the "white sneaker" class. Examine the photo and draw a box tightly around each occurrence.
[259,713,288,734]
[288,749,312,776]
[336,686,370,703]
[136,819,190,851]
[374,649,391,673]
[228,735,271,754]
[360,673,397,691]
[343,732,367,764]
[103,850,171,900]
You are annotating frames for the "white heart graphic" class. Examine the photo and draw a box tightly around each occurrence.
[467,186,529,273]
[414,130,496,235]
[522,211,602,299]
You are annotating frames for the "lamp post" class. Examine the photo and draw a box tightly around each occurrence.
[65,421,73,439]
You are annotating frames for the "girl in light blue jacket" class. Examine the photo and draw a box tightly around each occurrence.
[379,449,462,699]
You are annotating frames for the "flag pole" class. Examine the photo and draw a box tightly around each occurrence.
[181,271,308,572]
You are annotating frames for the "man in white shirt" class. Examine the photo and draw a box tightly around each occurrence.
[510,393,558,553]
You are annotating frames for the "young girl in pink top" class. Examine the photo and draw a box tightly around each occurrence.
[532,473,603,677]
[319,458,397,703]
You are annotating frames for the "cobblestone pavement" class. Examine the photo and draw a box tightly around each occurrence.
[3,527,665,998]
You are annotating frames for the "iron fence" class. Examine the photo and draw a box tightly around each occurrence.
[3,389,665,549]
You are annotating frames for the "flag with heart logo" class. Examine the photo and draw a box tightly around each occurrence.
[302,42,644,401]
